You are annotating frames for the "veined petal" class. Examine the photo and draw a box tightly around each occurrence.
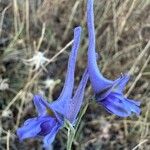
[17,116,52,141]
[33,95,47,116]
[43,123,61,148]
[125,98,141,116]
[95,74,130,101]
[39,118,58,136]
[100,95,131,117]
[100,92,141,117]
[117,74,130,92]
[87,0,112,93]
[33,94,63,123]
[33,95,56,117]
[50,27,82,117]
[127,99,141,106]
[66,69,89,123]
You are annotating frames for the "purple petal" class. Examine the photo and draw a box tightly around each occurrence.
[100,92,141,117]
[87,0,112,93]
[43,123,61,147]
[33,95,47,116]
[32,94,64,123]
[112,92,141,115]
[125,99,141,116]
[117,74,130,92]
[33,95,56,117]
[17,116,52,141]
[127,99,141,106]
[101,96,131,117]
[66,69,89,123]
[39,118,58,136]
[95,74,130,101]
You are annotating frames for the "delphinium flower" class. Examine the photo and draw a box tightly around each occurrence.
[87,0,141,117]
[17,26,89,147]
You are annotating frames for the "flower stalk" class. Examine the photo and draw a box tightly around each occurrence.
[66,101,89,150]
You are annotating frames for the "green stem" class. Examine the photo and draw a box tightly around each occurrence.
[75,102,89,131]
[66,102,89,150]
[67,128,75,150]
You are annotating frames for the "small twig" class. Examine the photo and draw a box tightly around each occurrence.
[132,139,148,150]
[112,0,118,52]
[47,40,73,64]
[116,0,130,17]
[25,0,30,41]
[102,43,141,73]
[15,96,26,129]
[0,4,11,37]
[2,40,73,112]
[128,40,150,76]
[36,23,46,52]
[6,130,10,150]
[2,90,23,113]
[126,55,150,96]
[63,0,80,39]
[118,0,137,36]
[140,103,150,139]
[13,0,21,34]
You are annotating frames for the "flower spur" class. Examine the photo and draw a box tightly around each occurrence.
[87,0,141,117]
[17,26,89,147]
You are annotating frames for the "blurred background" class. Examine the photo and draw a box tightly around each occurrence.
[0,0,150,149]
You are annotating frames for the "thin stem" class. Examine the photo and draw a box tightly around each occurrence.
[75,102,89,131]
[67,128,75,150]
[66,102,89,150]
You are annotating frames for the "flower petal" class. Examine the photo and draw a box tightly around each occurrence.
[43,123,61,148]
[17,116,51,141]
[127,99,141,106]
[112,92,141,115]
[67,69,89,123]
[39,118,58,136]
[95,74,130,100]
[100,92,141,117]
[33,94,64,123]
[100,95,131,117]
[33,95,47,116]
[117,74,130,92]
[125,98,141,115]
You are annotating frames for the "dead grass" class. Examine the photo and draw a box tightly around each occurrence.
[0,0,150,149]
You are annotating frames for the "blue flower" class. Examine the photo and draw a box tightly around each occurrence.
[17,26,89,147]
[87,0,141,117]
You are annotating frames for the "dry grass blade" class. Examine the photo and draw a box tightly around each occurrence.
[0,4,11,37]
[0,0,150,149]
[128,40,150,76]
[36,23,46,52]
[6,130,10,150]
[63,0,80,39]
[132,139,148,150]
[118,0,138,36]
[2,40,73,113]
[126,55,150,96]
